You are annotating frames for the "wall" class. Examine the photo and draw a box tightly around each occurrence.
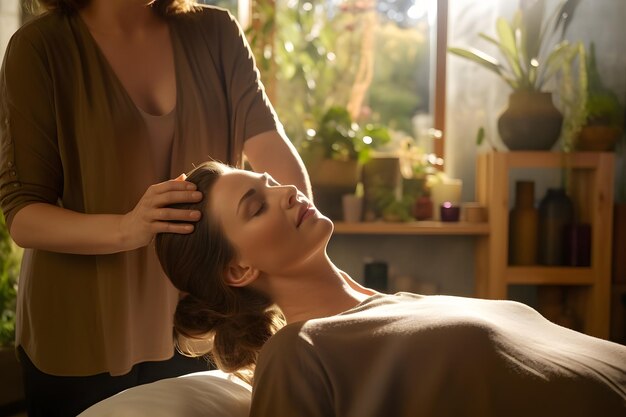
[0,0,20,61]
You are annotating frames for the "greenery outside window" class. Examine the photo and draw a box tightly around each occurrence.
[246,1,444,158]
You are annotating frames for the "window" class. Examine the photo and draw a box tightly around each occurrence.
[198,0,239,12]
[242,0,446,160]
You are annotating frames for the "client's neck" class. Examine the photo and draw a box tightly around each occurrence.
[269,258,374,324]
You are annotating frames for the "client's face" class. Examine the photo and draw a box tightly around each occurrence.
[209,169,332,275]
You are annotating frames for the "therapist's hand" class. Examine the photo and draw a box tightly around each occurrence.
[119,177,203,250]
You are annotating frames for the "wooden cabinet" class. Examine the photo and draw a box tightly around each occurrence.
[475,151,614,338]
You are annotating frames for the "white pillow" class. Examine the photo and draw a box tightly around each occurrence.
[78,370,252,417]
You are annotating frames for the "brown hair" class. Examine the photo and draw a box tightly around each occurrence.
[31,0,199,15]
[155,161,284,381]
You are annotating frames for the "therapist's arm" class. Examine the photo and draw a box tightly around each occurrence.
[244,130,312,199]
[9,178,202,255]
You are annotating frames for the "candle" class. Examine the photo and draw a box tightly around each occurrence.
[462,202,487,223]
[431,178,462,220]
[440,202,461,222]
[342,194,364,223]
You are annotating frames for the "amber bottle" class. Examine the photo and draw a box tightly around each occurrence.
[509,181,539,265]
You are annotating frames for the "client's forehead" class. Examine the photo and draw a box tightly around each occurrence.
[209,170,260,217]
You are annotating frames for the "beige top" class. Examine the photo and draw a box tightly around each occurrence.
[0,6,279,376]
[251,293,626,417]
[138,106,176,180]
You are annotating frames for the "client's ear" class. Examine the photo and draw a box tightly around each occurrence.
[225,262,260,288]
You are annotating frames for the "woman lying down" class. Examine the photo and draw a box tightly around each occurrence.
[155,161,626,417]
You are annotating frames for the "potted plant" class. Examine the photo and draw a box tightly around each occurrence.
[448,0,582,151]
[0,214,24,410]
[576,43,625,151]
[299,106,390,220]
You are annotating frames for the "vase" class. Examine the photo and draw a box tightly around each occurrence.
[538,188,574,265]
[364,260,388,293]
[509,181,538,265]
[498,92,563,151]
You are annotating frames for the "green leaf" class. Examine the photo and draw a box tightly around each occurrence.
[478,32,523,83]
[537,41,571,88]
[553,0,582,39]
[495,18,522,76]
[528,65,538,89]
[476,126,485,146]
[361,124,391,146]
[586,42,605,94]
[447,47,504,76]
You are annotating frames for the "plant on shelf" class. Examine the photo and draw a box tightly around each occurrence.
[360,135,440,222]
[557,41,587,153]
[575,43,625,151]
[448,0,582,151]
[300,106,390,165]
[299,105,390,220]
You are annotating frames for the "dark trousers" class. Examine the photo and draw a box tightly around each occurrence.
[18,346,213,417]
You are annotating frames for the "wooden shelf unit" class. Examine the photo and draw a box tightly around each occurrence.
[333,221,489,236]
[475,151,615,338]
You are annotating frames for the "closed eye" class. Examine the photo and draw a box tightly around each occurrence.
[252,201,267,217]
[247,174,279,218]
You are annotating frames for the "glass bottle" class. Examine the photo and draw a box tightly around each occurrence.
[509,181,538,265]
[538,188,574,265]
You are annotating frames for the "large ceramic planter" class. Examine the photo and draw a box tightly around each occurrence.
[308,159,359,221]
[498,92,563,151]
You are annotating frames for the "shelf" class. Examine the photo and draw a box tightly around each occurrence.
[475,151,615,339]
[505,266,595,285]
[488,151,611,169]
[333,221,489,235]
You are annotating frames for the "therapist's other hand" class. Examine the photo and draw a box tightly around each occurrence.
[120,178,203,250]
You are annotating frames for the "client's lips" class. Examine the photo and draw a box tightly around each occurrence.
[296,203,314,227]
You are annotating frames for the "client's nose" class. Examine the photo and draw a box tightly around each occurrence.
[281,185,299,209]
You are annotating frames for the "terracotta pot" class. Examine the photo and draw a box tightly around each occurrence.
[576,125,622,151]
[308,159,359,188]
[498,92,563,151]
[308,159,359,220]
